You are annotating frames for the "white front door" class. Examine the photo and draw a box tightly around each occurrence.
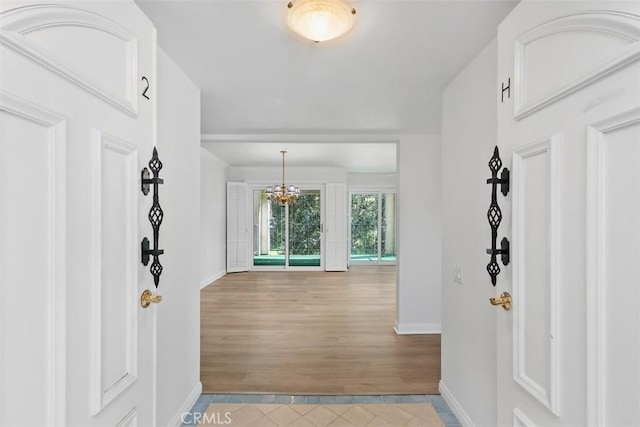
[496,2,640,426]
[0,1,158,425]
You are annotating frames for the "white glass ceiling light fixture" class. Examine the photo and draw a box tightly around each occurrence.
[266,151,300,206]
[287,0,356,43]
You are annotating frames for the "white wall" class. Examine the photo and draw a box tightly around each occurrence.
[229,165,347,184]
[395,135,442,334]
[348,173,397,188]
[440,40,498,427]
[200,149,228,288]
[156,49,202,426]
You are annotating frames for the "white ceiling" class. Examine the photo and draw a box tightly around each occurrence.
[136,0,518,171]
[201,139,398,172]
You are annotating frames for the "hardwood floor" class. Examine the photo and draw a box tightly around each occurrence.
[201,266,441,395]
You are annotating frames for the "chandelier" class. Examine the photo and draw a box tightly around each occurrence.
[287,0,356,43]
[266,151,300,206]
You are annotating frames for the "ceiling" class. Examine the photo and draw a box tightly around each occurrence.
[201,139,398,173]
[136,0,518,171]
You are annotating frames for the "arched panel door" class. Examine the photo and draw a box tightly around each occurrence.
[496,3,640,427]
[0,2,157,425]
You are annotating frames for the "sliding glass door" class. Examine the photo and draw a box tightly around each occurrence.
[350,191,396,264]
[253,189,285,266]
[252,188,322,269]
[289,190,321,266]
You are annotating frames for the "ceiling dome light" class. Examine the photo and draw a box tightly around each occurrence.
[287,0,356,43]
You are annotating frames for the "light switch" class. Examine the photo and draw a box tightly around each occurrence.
[453,263,463,284]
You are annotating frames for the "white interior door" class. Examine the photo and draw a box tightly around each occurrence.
[496,2,640,426]
[0,1,157,425]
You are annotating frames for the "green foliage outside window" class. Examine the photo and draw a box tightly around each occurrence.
[289,193,321,255]
[269,192,321,255]
[269,202,285,253]
[351,193,378,255]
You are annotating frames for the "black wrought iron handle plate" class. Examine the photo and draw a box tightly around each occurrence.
[141,237,164,264]
[486,146,510,286]
[141,147,164,288]
[141,168,164,196]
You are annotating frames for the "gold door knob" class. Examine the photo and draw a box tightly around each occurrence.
[489,292,512,310]
[140,289,162,308]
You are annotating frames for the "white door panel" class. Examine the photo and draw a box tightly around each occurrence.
[0,91,67,426]
[497,2,640,426]
[513,10,640,119]
[0,1,157,425]
[511,136,561,416]
[586,108,640,427]
[91,131,140,415]
[0,3,140,115]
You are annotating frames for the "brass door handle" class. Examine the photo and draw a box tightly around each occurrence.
[141,289,162,308]
[489,292,512,310]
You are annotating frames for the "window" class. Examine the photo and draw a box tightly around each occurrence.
[252,189,323,268]
[349,191,396,264]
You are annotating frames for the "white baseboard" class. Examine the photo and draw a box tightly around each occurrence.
[393,321,441,334]
[200,270,226,289]
[167,381,202,427]
[439,380,475,427]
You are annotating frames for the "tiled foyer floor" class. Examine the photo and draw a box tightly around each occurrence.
[183,394,460,426]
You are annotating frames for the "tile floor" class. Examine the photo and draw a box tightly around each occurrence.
[182,395,460,426]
